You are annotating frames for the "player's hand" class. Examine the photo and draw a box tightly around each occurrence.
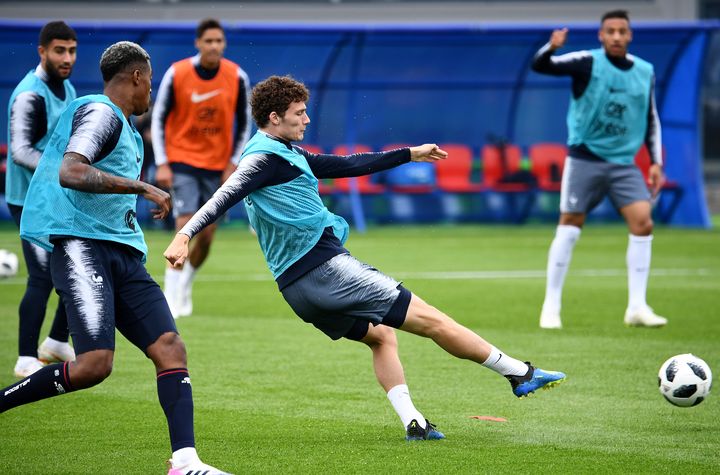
[648,164,665,198]
[155,163,173,190]
[164,233,190,268]
[141,183,172,219]
[409,144,448,162]
[549,28,568,50]
[222,162,237,184]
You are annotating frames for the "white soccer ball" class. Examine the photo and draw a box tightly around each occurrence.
[658,353,712,407]
[0,249,19,278]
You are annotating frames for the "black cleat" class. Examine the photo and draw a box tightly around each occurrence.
[405,418,445,441]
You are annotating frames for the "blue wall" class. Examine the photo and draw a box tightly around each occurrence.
[1,20,716,226]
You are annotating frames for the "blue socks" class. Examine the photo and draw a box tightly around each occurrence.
[157,368,195,452]
[0,362,73,413]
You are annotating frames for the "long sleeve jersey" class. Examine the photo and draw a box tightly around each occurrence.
[151,54,251,168]
[180,135,410,288]
[531,42,662,165]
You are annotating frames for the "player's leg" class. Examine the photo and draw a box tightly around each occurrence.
[541,157,606,328]
[38,296,75,363]
[281,255,443,440]
[348,320,444,440]
[612,165,667,327]
[164,169,198,317]
[1,238,118,413]
[400,294,565,397]
[176,171,222,317]
[14,238,54,377]
[541,213,584,329]
[9,206,74,370]
[115,254,228,474]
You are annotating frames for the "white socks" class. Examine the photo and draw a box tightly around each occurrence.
[627,234,653,311]
[164,267,182,297]
[481,346,529,377]
[179,262,196,296]
[171,447,199,467]
[164,267,182,316]
[543,225,581,314]
[387,384,426,429]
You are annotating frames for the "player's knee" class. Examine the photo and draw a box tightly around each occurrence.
[369,325,398,349]
[559,214,585,228]
[72,354,114,387]
[631,217,654,236]
[148,332,187,366]
[26,274,53,291]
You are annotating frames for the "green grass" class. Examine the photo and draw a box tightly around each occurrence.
[0,223,718,474]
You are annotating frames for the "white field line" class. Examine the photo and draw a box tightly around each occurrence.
[2,268,713,285]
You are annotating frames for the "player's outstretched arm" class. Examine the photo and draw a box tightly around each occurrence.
[164,233,190,268]
[409,144,448,163]
[549,28,568,51]
[60,152,171,219]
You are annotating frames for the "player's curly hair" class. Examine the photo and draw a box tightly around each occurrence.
[251,75,309,128]
[99,41,150,82]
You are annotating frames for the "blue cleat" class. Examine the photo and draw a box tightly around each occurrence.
[506,362,566,398]
[405,419,445,441]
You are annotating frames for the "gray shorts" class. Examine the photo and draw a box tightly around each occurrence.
[560,157,650,214]
[280,253,411,340]
[171,167,222,218]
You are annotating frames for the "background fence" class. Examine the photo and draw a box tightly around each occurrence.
[0,20,715,227]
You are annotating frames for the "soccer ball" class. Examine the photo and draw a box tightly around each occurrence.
[0,249,19,278]
[658,354,712,407]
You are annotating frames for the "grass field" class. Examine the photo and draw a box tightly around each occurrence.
[0,223,718,474]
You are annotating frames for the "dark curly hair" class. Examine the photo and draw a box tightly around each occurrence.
[251,75,309,128]
[99,41,150,82]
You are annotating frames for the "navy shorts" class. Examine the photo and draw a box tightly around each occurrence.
[281,253,412,341]
[560,157,651,214]
[50,238,177,356]
[170,163,222,218]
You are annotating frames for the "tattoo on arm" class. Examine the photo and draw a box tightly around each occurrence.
[60,153,147,194]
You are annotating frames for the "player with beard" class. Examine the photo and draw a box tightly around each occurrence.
[5,21,77,378]
[2,41,230,474]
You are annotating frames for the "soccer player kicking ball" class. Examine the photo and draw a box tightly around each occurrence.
[1,42,230,475]
[164,75,566,441]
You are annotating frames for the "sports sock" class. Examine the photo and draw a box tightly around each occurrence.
[179,262,196,305]
[164,268,182,315]
[157,368,195,452]
[627,234,653,311]
[481,346,529,377]
[387,384,426,429]
[543,225,581,314]
[171,447,199,467]
[180,262,196,287]
[47,297,70,343]
[0,362,73,413]
[164,268,181,296]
